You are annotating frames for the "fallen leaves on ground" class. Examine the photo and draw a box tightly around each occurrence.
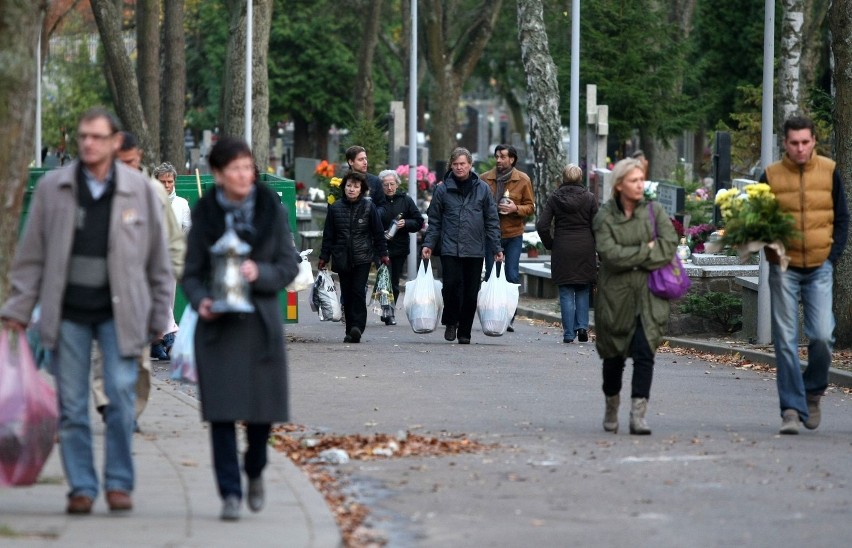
[271,426,495,548]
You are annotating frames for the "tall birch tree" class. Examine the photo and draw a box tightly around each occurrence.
[517,0,564,213]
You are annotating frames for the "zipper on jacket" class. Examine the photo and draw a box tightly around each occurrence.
[798,166,806,265]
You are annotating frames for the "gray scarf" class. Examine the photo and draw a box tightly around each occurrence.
[216,185,257,237]
[493,166,513,201]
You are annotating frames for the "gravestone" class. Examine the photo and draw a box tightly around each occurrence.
[655,182,685,217]
[294,157,321,190]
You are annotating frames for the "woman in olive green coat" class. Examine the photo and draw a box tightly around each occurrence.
[592,158,678,435]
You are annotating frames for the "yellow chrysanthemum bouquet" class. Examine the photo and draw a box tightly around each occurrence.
[707,183,798,269]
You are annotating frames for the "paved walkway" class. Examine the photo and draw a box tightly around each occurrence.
[0,377,340,548]
[515,298,852,389]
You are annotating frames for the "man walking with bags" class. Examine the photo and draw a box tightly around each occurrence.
[1,108,173,514]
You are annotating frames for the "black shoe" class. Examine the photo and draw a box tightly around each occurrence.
[150,343,168,361]
[344,335,352,343]
[348,326,362,343]
[444,324,457,341]
[563,338,574,344]
[577,329,589,342]
[457,336,471,344]
[506,323,514,333]
[387,317,397,325]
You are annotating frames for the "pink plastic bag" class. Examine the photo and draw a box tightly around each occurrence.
[0,329,59,487]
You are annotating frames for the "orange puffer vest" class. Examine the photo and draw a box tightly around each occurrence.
[765,153,835,268]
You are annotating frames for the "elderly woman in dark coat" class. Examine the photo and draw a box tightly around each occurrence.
[536,164,598,344]
[592,158,677,436]
[377,168,424,324]
[181,136,300,521]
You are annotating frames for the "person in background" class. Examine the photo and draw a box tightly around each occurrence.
[536,164,598,343]
[318,171,390,342]
[760,115,849,435]
[630,149,649,178]
[422,147,503,345]
[377,169,423,324]
[181,136,300,521]
[1,108,173,514]
[345,145,386,213]
[592,158,677,435]
[153,162,192,234]
[480,144,535,332]
[91,132,184,427]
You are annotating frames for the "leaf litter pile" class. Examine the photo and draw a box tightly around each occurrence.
[271,424,495,547]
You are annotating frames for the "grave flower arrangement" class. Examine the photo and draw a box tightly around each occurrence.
[314,160,342,205]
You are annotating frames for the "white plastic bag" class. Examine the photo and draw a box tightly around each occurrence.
[286,249,314,292]
[311,270,343,321]
[476,264,520,336]
[403,260,443,333]
[170,306,198,383]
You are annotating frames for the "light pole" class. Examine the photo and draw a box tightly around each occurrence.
[569,0,579,164]
[407,0,419,279]
[244,0,253,147]
[757,0,775,344]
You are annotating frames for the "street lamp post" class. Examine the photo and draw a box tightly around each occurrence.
[244,0,253,147]
[407,0,419,279]
[757,0,775,344]
[569,0,579,164]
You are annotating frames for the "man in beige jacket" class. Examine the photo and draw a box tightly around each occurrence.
[1,108,173,515]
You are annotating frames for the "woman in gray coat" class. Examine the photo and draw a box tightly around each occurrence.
[181,137,300,521]
[536,164,598,343]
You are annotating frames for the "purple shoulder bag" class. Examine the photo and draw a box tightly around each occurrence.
[646,203,691,300]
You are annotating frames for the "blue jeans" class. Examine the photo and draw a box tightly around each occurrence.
[768,262,835,420]
[484,235,523,284]
[54,319,138,499]
[558,284,590,340]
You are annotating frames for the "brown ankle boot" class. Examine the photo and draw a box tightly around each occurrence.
[603,395,619,433]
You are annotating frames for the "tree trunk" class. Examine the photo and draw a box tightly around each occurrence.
[0,1,46,302]
[353,0,383,121]
[161,0,186,170]
[517,0,564,215]
[829,0,852,348]
[137,0,160,161]
[222,0,271,170]
[422,0,503,165]
[778,0,804,133]
[90,0,155,169]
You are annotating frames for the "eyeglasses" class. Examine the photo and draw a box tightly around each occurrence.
[382,182,398,188]
[76,132,115,143]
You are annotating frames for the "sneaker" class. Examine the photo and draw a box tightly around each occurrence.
[779,409,800,435]
[444,324,457,341]
[804,394,822,430]
[348,326,362,343]
[150,343,168,361]
[221,494,241,521]
[577,329,589,342]
[247,477,265,512]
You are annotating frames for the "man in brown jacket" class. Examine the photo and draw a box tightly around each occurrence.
[760,115,849,435]
[480,144,535,331]
[1,108,173,514]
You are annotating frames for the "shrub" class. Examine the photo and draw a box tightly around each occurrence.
[680,291,743,332]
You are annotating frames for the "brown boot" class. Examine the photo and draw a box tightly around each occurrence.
[603,395,619,433]
[804,394,821,430]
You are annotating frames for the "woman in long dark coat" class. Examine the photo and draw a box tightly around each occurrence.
[181,136,300,521]
[536,164,598,343]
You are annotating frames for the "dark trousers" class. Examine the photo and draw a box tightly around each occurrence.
[389,255,406,303]
[602,318,655,399]
[440,256,484,339]
[340,262,372,332]
[210,422,271,499]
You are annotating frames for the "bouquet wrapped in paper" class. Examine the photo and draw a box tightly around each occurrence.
[705,183,797,271]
